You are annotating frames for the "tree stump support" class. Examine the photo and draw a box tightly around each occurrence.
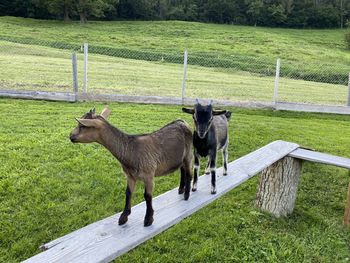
[256,156,302,217]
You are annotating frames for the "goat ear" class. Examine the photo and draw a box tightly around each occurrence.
[212,110,227,115]
[76,118,102,128]
[100,107,111,120]
[90,108,96,114]
[182,107,195,114]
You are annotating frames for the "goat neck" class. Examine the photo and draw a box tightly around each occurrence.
[98,122,134,167]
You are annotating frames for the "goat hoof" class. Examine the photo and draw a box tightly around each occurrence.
[211,190,217,194]
[223,172,227,176]
[184,192,190,200]
[178,188,185,194]
[118,214,128,225]
[144,217,154,227]
[192,187,197,192]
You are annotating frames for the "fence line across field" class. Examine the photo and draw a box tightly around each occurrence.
[0,38,349,113]
[75,42,350,107]
[348,72,350,106]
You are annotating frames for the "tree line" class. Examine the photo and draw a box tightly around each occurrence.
[0,0,349,28]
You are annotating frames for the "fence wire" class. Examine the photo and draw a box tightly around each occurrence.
[0,37,349,107]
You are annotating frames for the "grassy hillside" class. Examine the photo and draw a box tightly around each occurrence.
[0,17,349,105]
[0,16,348,65]
[0,98,350,262]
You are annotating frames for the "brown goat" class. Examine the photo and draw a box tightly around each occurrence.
[69,108,193,227]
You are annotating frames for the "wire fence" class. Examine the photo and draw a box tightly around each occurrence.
[0,37,349,108]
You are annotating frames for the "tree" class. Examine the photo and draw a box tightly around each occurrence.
[260,3,287,26]
[245,0,264,26]
[76,0,118,23]
[32,0,75,21]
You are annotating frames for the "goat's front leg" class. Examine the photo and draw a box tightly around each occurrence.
[209,151,217,194]
[192,152,200,192]
[143,177,154,227]
[118,177,136,225]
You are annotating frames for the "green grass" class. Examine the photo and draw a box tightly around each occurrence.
[0,98,349,262]
[0,16,348,64]
[0,16,349,85]
[0,40,348,105]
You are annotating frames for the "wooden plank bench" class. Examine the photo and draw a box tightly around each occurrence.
[23,140,299,263]
[256,146,350,223]
[288,148,350,169]
[23,140,350,263]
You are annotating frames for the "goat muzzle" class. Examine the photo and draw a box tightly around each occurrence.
[70,134,78,143]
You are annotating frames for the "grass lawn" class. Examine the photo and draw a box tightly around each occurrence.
[0,40,348,105]
[0,16,349,105]
[0,98,349,262]
[0,16,349,66]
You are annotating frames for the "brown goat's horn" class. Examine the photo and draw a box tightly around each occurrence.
[100,107,111,120]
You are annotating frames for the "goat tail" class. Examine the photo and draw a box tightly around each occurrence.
[225,111,232,121]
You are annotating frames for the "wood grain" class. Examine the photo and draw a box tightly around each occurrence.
[275,101,350,115]
[289,148,350,169]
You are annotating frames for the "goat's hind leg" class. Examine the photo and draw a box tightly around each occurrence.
[223,144,228,176]
[178,167,186,194]
[118,177,136,225]
[183,159,192,200]
[143,177,154,227]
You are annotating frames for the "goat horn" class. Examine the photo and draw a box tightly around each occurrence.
[100,107,111,120]
[195,98,199,104]
[209,100,213,106]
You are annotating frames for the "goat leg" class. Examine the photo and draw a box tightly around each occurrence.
[223,145,228,176]
[143,178,154,227]
[178,167,186,194]
[118,177,135,225]
[210,152,217,194]
[205,158,210,175]
[192,154,200,192]
[184,164,192,200]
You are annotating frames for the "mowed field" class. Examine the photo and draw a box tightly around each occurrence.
[0,17,349,105]
[0,99,350,262]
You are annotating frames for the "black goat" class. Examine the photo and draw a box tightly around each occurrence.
[182,101,231,194]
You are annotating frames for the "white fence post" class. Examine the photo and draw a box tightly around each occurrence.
[83,43,88,93]
[71,53,78,94]
[181,49,188,105]
[273,58,281,105]
[347,73,350,107]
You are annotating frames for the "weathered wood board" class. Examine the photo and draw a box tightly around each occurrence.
[289,148,350,169]
[0,89,76,102]
[275,101,350,115]
[23,140,299,263]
